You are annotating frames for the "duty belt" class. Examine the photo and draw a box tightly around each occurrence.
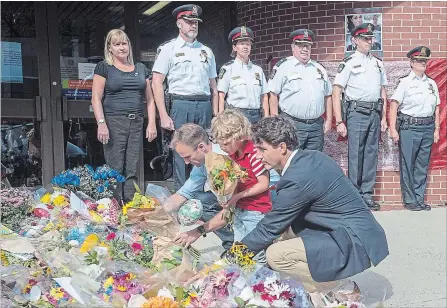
[399,113,434,125]
[283,112,321,124]
[225,103,260,112]
[348,100,380,110]
[171,94,210,101]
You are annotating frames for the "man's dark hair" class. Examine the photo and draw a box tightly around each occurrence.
[251,117,299,150]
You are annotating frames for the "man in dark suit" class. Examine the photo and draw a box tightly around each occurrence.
[241,116,389,301]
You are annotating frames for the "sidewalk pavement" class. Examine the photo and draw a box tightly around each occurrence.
[191,207,447,308]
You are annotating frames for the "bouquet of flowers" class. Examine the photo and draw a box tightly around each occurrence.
[205,152,247,227]
[85,197,120,226]
[235,267,311,308]
[51,164,125,200]
[0,187,35,231]
[224,242,256,272]
[122,183,159,225]
[97,271,147,305]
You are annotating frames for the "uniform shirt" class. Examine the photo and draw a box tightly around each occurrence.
[217,57,268,109]
[268,57,332,119]
[229,141,272,213]
[334,51,388,102]
[391,71,440,117]
[152,36,217,96]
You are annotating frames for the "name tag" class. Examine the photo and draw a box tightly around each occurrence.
[255,73,260,80]
[232,76,241,80]
[254,79,261,85]
[175,53,185,57]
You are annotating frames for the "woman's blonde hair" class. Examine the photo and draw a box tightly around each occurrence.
[211,109,251,143]
[104,29,134,65]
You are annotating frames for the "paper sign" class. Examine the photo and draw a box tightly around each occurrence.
[1,41,23,83]
[78,63,96,80]
[53,277,85,305]
[70,192,91,218]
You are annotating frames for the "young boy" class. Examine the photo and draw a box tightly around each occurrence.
[210,109,272,263]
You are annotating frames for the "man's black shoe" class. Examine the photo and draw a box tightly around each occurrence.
[419,203,432,211]
[404,203,423,211]
[364,199,380,211]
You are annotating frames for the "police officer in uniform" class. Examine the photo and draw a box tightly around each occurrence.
[152,4,218,190]
[268,29,333,151]
[217,26,269,123]
[333,23,388,211]
[389,46,441,211]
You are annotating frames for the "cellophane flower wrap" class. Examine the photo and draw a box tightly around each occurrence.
[0,188,35,231]
[205,152,247,227]
[51,164,125,200]
[235,267,311,308]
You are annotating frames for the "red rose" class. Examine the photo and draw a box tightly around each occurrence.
[252,283,265,293]
[131,243,143,254]
[106,233,116,241]
[261,293,275,303]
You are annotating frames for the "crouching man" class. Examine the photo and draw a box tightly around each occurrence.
[239,117,389,303]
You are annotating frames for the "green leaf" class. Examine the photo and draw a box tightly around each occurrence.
[235,297,245,307]
[133,181,141,194]
[176,287,184,301]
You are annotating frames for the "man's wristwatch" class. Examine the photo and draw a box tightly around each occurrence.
[336,121,344,126]
[197,225,207,238]
[97,119,106,125]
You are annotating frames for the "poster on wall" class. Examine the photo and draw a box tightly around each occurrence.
[345,8,383,58]
[60,57,97,100]
[1,42,23,83]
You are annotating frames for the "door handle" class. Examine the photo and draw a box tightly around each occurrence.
[62,96,68,121]
[35,96,42,121]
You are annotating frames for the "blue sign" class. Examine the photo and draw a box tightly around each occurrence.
[1,42,23,83]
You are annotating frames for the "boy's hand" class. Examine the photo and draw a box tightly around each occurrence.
[223,193,241,209]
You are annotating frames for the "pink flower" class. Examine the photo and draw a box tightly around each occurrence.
[106,233,116,241]
[131,243,143,254]
[261,293,276,303]
[252,283,265,293]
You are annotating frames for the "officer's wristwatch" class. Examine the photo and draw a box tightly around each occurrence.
[97,119,106,125]
[197,225,207,238]
[336,120,344,126]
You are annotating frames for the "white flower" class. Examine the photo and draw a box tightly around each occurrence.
[266,282,290,299]
[157,286,174,300]
[271,298,291,308]
[264,275,278,287]
[247,297,270,307]
[239,286,254,301]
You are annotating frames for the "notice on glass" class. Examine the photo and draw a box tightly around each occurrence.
[1,41,23,83]
[78,63,97,80]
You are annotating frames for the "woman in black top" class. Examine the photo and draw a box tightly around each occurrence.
[91,29,157,202]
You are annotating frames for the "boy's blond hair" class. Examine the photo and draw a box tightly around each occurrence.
[211,109,251,143]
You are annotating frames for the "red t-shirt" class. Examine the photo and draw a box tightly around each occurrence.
[229,141,272,213]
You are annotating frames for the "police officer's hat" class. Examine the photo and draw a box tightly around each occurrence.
[228,26,254,44]
[172,4,202,22]
[407,46,431,59]
[289,29,315,44]
[351,23,375,38]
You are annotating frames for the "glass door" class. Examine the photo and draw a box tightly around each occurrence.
[1,2,54,187]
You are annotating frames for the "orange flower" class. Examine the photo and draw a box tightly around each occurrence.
[219,170,228,179]
[142,296,179,308]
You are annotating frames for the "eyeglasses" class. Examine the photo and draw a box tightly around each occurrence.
[294,43,312,49]
[412,59,428,64]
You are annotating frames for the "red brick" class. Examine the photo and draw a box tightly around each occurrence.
[318,16,335,23]
[386,45,403,51]
[441,181,447,188]
[441,170,447,175]
[376,176,394,182]
[384,20,402,26]
[382,195,403,202]
[318,3,335,11]
[393,26,412,32]
[432,175,446,182]
[278,2,293,10]
[431,1,447,7]
[426,195,441,201]
[304,5,318,12]
[374,189,395,195]
[335,2,353,9]
[293,12,309,19]
[328,9,345,16]
[401,20,422,27]
[335,15,346,22]
[386,7,403,13]
[412,13,432,19]
[318,41,335,47]
[422,7,442,13]
[317,28,335,36]
[430,39,447,45]
[420,32,439,39]
[353,1,373,8]
[326,47,345,53]
[372,1,393,7]
[421,19,442,26]
[402,7,422,13]
[392,39,411,45]
[411,39,431,45]
[411,1,432,6]
[384,32,401,39]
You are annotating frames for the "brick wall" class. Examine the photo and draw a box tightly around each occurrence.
[237,1,447,206]
[237,1,447,66]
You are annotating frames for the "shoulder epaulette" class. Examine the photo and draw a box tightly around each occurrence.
[372,54,383,61]
[223,60,234,66]
[343,56,353,63]
[159,38,176,48]
[274,57,288,67]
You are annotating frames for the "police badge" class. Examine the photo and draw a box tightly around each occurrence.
[337,63,345,73]
[420,47,427,57]
[241,26,247,37]
[428,83,435,94]
[304,30,309,39]
[255,72,260,80]
[201,49,208,63]
[219,67,226,79]
[192,5,198,16]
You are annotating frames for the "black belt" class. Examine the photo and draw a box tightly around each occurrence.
[106,113,143,119]
[283,112,321,124]
[226,103,260,112]
[399,113,434,125]
[171,94,210,101]
[348,100,380,110]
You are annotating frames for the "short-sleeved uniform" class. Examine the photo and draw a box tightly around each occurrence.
[391,71,440,206]
[268,57,332,151]
[153,36,217,190]
[333,51,388,203]
[217,57,268,123]
[93,61,150,202]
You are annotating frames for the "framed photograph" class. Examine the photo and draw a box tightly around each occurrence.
[345,8,383,57]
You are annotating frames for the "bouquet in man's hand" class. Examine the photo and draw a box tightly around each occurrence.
[205,152,247,227]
